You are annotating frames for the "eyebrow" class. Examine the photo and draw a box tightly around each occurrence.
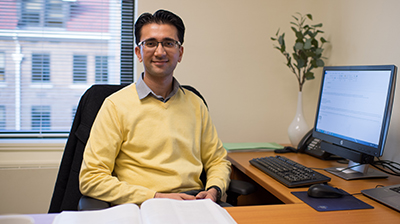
[142,37,176,42]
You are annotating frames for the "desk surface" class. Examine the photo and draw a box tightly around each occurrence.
[226,151,400,223]
[13,151,400,224]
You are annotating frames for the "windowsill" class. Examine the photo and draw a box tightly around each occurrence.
[0,137,67,146]
[0,138,66,168]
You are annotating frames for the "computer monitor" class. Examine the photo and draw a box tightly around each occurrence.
[313,65,397,180]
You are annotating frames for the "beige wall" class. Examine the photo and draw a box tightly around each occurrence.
[2,0,400,215]
[136,0,400,162]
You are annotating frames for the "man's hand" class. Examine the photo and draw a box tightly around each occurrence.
[154,192,196,201]
[195,188,218,202]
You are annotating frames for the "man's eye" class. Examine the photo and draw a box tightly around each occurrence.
[145,41,157,47]
[163,41,175,47]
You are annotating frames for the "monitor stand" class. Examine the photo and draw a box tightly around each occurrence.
[324,160,388,180]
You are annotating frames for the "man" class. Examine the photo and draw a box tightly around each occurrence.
[79,9,231,206]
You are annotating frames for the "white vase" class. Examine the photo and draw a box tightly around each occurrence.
[287,91,309,147]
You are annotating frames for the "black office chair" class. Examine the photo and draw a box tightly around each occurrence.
[48,84,255,213]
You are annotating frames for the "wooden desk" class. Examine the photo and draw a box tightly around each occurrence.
[13,151,400,224]
[225,151,400,223]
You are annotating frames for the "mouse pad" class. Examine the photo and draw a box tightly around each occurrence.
[292,191,374,212]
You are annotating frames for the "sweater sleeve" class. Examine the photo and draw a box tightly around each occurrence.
[79,98,156,205]
[200,105,231,194]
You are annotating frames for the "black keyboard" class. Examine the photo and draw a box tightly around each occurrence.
[249,155,331,187]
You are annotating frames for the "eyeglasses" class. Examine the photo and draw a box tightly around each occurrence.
[138,39,182,51]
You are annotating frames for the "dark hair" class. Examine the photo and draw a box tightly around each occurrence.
[134,9,185,45]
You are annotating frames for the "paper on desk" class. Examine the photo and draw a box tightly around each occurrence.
[223,142,284,152]
[52,203,140,224]
[52,199,236,224]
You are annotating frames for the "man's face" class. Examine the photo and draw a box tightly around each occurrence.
[135,23,184,79]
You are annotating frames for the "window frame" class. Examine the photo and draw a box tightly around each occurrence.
[0,0,135,142]
[31,53,51,83]
[31,105,51,130]
[95,55,108,84]
[72,55,88,84]
[0,105,5,129]
[0,52,5,82]
[18,0,69,29]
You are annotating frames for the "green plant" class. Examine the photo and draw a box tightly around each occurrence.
[271,13,328,91]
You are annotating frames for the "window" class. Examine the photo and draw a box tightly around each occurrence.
[32,53,51,82]
[0,52,4,82]
[31,105,51,130]
[0,0,135,137]
[73,55,87,84]
[72,106,77,122]
[0,106,5,129]
[95,56,108,83]
[18,0,67,28]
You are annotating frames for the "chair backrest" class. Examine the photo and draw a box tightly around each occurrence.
[48,84,208,213]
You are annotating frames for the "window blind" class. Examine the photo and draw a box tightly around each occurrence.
[0,0,134,138]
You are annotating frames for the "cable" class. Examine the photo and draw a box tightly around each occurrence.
[371,158,400,176]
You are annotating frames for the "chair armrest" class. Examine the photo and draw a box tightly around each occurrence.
[227,179,256,195]
[225,179,256,206]
[78,196,111,211]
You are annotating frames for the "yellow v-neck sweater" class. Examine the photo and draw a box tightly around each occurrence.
[79,84,231,205]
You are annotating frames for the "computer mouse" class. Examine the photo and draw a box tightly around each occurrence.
[307,184,345,198]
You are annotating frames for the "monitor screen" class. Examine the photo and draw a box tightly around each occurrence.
[313,65,397,160]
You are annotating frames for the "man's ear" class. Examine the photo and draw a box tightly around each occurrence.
[178,46,184,63]
[135,46,143,62]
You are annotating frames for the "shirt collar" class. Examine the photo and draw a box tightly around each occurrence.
[136,73,184,102]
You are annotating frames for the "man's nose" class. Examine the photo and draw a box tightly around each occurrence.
[154,42,166,55]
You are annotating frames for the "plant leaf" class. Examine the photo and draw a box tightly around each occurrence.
[307,31,315,38]
[316,59,325,67]
[292,53,299,61]
[286,57,292,67]
[305,51,315,57]
[270,12,327,82]
[295,42,304,51]
[273,46,281,51]
[311,39,318,47]
[304,39,312,49]
[296,31,303,40]
[275,28,280,36]
[305,72,314,80]
[296,58,305,68]
[312,23,323,28]
[278,34,285,46]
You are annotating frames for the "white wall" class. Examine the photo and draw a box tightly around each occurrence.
[136,0,400,162]
[2,0,400,215]
[0,167,58,214]
[322,0,400,162]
